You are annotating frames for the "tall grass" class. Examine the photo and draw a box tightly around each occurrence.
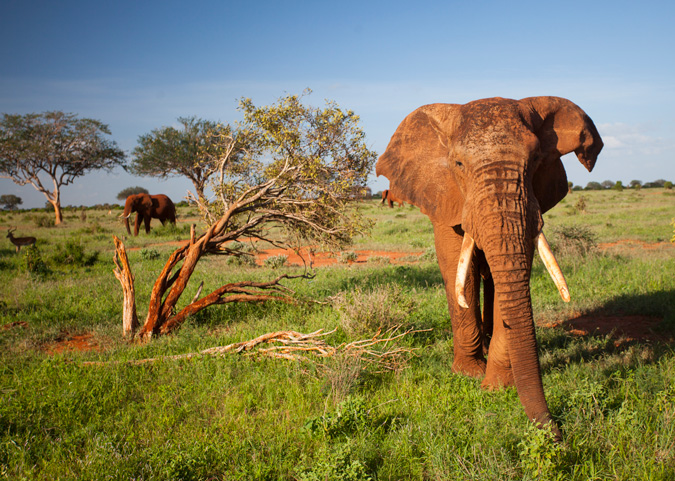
[0,191,674,479]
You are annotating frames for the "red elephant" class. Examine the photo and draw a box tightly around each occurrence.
[121,193,176,236]
[381,189,405,208]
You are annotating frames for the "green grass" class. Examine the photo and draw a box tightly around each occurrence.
[0,191,674,480]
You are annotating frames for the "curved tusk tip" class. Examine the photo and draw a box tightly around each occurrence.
[457,295,469,309]
[561,288,571,303]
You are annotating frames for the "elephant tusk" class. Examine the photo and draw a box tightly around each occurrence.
[119,213,131,219]
[536,232,571,302]
[455,234,475,309]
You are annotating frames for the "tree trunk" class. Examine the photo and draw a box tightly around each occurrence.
[112,236,139,337]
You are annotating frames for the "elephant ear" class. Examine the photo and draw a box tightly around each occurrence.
[376,104,463,222]
[140,194,153,210]
[520,96,604,213]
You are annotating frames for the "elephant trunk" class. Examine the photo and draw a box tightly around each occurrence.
[467,169,560,438]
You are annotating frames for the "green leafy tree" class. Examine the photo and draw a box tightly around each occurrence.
[0,111,125,224]
[664,181,673,190]
[613,180,624,191]
[114,90,378,339]
[630,179,642,189]
[585,181,602,190]
[116,186,149,201]
[0,194,22,210]
[131,117,239,202]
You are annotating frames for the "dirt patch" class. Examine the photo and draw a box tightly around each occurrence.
[543,315,671,344]
[45,333,102,355]
[598,239,672,250]
[256,247,423,267]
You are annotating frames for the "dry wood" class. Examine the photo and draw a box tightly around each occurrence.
[112,236,139,337]
[83,326,431,369]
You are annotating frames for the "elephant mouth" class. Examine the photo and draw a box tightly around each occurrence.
[455,230,570,309]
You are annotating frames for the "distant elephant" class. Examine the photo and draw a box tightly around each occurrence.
[381,189,405,207]
[121,193,176,236]
[376,96,603,439]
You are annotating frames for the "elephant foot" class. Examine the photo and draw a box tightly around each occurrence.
[452,357,486,378]
[480,367,515,390]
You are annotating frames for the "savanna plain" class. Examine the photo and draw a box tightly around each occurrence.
[1,189,674,480]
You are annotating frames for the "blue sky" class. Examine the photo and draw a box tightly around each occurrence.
[1,0,674,208]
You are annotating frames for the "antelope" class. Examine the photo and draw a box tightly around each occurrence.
[6,227,36,253]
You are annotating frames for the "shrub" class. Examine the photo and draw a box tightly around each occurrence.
[23,245,49,276]
[263,254,288,269]
[332,284,416,336]
[226,254,257,267]
[665,181,673,190]
[51,239,99,266]
[32,215,53,228]
[613,181,624,191]
[549,225,597,257]
[574,195,587,213]
[367,255,390,264]
[140,248,161,260]
[338,251,358,264]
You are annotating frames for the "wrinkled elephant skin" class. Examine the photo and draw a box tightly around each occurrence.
[376,96,603,439]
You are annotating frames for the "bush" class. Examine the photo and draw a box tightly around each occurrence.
[140,249,161,260]
[574,195,587,213]
[32,215,54,228]
[665,181,673,190]
[23,245,49,276]
[51,239,99,266]
[332,284,416,336]
[263,254,288,269]
[226,254,257,267]
[338,251,358,264]
[549,225,597,257]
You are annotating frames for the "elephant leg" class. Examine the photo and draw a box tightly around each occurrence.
[433,223,486,378]
[134,214,141,236]
[481,297,515,390]
[144,216,151,233]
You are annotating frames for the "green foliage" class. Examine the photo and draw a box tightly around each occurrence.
[0,194,22,210]
[613,180,624,191]
[131,117,234,200]
[264,254,288,268]
[116,186,148,201]
[585,181,602,190]
[298,443,372,481]
[140,248,161,260]
[339,251,358,263]
[226,253,257,267]
[518,423,565,480]
[22,244,49,276]
[50,238,99,266]
[665,181,673,190]
[549,225,597,257]
[332,284,415,335]
[32,214,53,228]
[422,246,437,262]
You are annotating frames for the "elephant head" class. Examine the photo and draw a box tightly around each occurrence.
[122,193,153,236]
[376,96,603,436]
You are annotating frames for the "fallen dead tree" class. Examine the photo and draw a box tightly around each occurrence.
[84,326,431,369]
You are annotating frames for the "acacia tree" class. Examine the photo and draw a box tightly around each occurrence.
[0,194,22,210]
[114,91,378,339]
[131,117,238,202]
[0,112,126,224]
[116,186,149,201]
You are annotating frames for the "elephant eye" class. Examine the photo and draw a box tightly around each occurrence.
[455,161,464,169]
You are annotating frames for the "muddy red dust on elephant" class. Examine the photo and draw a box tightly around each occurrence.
[376,96,603,440]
